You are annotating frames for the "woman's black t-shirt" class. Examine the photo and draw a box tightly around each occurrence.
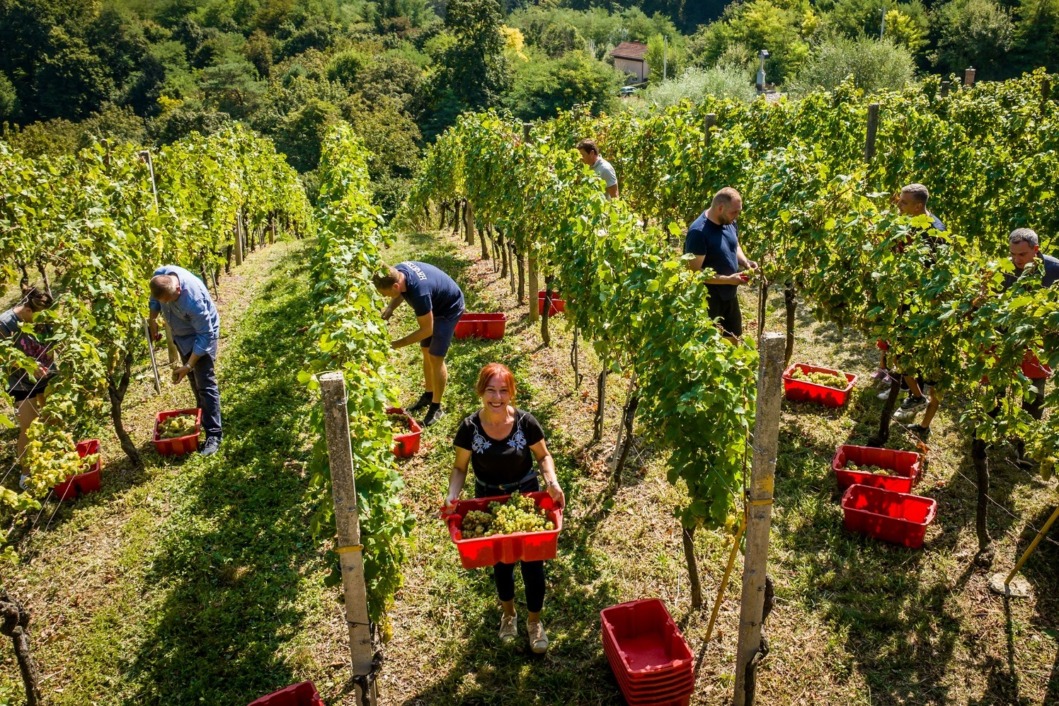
[453,409,545,487]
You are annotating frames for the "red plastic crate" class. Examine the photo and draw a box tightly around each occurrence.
[247,681,325,706]
[604,639,694,697]
[783,363,857,407]
[454,313,507,340]
[537,290,565,315]
[600,599,694,681]
[832,444,922,494]
[152,408,202,457]
[387,407,422,458]
[53,439,102,500]
[444,491,562,569]
[841,484,937,549]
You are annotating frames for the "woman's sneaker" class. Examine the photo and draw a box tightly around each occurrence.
[893,395,927,421]
[907,424,931,441]
[528,620,549,654]
[499,613,517,644]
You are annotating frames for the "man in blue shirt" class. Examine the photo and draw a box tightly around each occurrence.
[374,261,466,427]
[148,265,222,455]
[683,187,757,339]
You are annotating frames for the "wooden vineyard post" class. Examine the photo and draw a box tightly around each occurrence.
[234,212,245,267]
[941,80,951,98]
[964,67,976,88]
[864,103,880,163]
[319,373,378,706]
[464,200,476,247]
[734,332,785,706]
[525,123,540,324]
[704,113,717,147]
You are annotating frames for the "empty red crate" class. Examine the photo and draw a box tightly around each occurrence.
[600,599,694,681]
[387,407,423,457]
[445,491,562,569]
[247,681,325,706]
[454,313,507,340]
[537,290,565,315]
[832,444,922,494]
[841,484,937,549]
[605,638,694,697]
[53,439,102,500]
[783,363,857,407]
[152,408,202,457]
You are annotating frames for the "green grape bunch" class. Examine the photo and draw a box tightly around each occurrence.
[460,492,555,539]
[158,413,199,439]
[845,461,897,476]
[791,367,848,389]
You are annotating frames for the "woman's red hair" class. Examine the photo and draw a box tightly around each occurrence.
[476,363,516,398]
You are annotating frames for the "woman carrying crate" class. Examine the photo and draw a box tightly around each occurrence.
[443,363,565,654]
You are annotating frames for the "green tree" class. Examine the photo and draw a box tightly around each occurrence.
[0,73,19,121]
[933,0,1015,78]
[789,36,916,93]
[198,60,266,119]
[646,32,685,80]
[244,29,275,78]
[326,49,370,88]
[1013,0,1059,73]
[505,50,621,120]
[274,97,341,172]
[442,0,511,109]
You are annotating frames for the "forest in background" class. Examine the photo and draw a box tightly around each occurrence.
[1,0,1058,213]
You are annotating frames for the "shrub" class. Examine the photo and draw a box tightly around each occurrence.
[789,36,916,94]
[637,66,757,110]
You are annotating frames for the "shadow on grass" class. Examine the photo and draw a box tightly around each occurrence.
[122,250,323,705]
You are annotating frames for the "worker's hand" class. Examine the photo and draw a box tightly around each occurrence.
[381,308,393,321]
[441,495,459,516]
[148,319,159,341]
[172,365,191,384]
[726,273,747,285]
[546,482,566,510]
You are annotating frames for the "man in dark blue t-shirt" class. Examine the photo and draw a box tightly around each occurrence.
[374,261,466,426]
[683,187,757,338]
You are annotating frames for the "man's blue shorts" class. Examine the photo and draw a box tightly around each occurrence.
[421,312,462,357]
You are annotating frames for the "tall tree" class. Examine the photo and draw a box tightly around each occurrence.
[443,0,511,109]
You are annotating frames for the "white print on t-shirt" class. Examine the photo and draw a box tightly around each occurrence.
[404,262,428,281]
[471,413,529,453]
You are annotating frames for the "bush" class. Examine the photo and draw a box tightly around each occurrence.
[637,66,757,109]
[505,50,622,121]
[932,0,1014,79]
[789,36,916,94]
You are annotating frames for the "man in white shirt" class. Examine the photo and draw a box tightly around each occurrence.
[576,139,618,199]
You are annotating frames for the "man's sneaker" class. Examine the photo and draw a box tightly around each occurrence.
[499,613,517,644]
[877,387,894,400]
[422,405,445,427]
[893,395,927,421]
[907,424,931,441]
[18,474,29,490]
[528,620,549,654]
[408,391,433,413]
[200,436,222,457]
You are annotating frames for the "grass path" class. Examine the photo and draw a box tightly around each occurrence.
[0,241,351,705]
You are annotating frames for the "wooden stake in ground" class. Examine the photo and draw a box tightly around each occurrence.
[734,332,785,706]
[319,372,378,706]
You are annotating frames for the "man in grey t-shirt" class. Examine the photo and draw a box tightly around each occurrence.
[576,139,618,199]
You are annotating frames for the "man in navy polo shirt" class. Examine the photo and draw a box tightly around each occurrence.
[375,261,466,427]
[683,187,756,339]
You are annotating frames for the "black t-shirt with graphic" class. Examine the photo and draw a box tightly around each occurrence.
[453,409,545,487]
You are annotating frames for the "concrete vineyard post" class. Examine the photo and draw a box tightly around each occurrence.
[734,332,785,706]
[319,373,378,706]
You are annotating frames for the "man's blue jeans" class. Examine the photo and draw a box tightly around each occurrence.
[181,351,222,439]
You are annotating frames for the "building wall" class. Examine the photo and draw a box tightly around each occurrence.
[614,57,647,82]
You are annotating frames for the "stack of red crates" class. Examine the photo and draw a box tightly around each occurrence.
[247,681,324,706]
[833,444,937,549]
[601,599,695,705]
